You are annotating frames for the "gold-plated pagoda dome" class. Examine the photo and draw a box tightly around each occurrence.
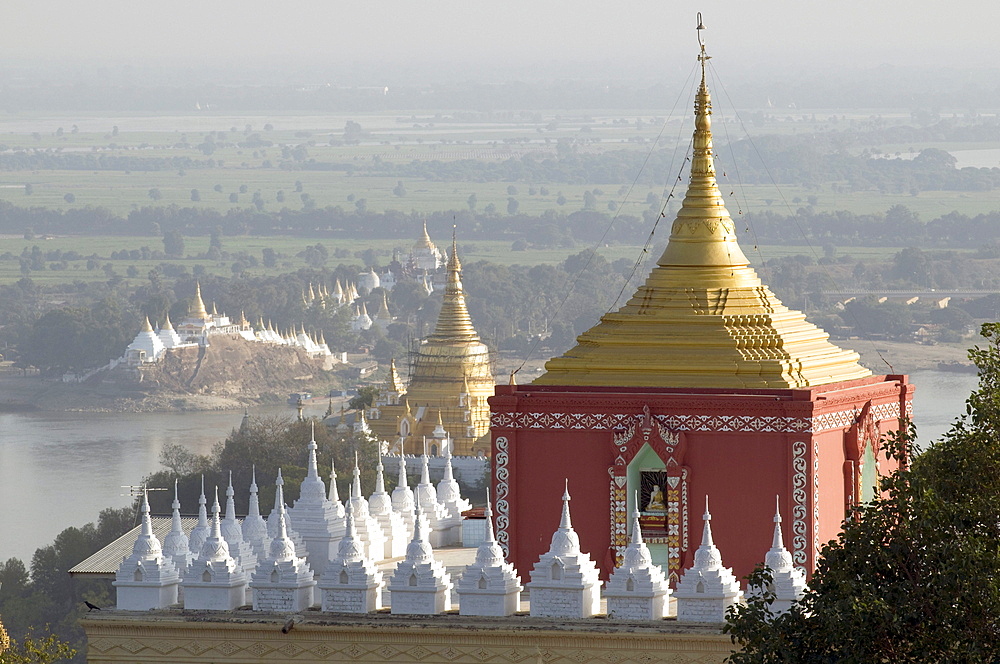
[534,38,870,389]
[369,232,495,456]
[415,220,436,250]
[191,282,210,320]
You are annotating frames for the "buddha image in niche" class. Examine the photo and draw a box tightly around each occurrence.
[646,485,666,511]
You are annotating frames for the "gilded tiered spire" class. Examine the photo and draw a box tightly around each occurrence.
[191,282,210,320]
[428,232,480,343]
[387,358,405,394]
[534,31,870,389]
[416,220,435,250]
[368,230,494,456]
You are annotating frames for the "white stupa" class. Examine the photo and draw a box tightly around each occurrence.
[347,453,386,561]
[750,497,808,616]
[161,480,192,576]
[527,481,601,619]
[221,472,259,596]
[415,450,455,547]
[287,424,346,571]
[126,316,166,363]
[187,476,211,556]
[390,453,416,537]
[157,314,182,349]
[455,490,522,616]
[387,498,453,615]
[318,505,384,613]
[436,445,471,520]
[114,489,181,610]
[182,487,248,610]
[674,496,744,623]
[604,495,671,620]
[250,494,315,612]
[357,266,381,294]
[266,469,307,558]
[241,467,272,559]
[368,458,407,559]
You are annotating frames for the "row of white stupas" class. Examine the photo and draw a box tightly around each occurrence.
[124,314,334,366]
[114,424,470,609]
[115,457,806,623]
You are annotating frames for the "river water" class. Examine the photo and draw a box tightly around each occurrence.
[0,370,979,565]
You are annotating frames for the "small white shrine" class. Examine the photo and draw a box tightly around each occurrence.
[390,453,416,537]
[368,458,407,559]
[156,314,182,349]
[415,451,456,547]
[387,499,453,615]
[250,497,315,612]
[287,425,346,570]
[527,481,601,619]
[182,488,248,611]
[187,476,211,556]
[604,497,671,620]
[241,467,272,559]
[266,469,308,558]
[318,506,384,613]
[161,480,192,575]
[221,472,259,596]
[674,497,743,623]
[347,454,386,561]
[436,446,472,522]
[752,498,808,615]
[113,490,180,610]
[455,491,522,616]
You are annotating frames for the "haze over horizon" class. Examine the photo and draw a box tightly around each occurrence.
[2,0,995,85]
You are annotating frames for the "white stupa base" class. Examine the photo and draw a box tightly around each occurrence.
[251,583,316,612]
[114,583,179,611]
[675,594,742,623]
[320,586,383,613]
[605,592,669,620]
[182,582,248,611]
[389,588,451,615]
[528,585,600,619]
[457,590,520,617]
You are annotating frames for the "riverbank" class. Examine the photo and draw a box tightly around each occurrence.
[836,339,973,375]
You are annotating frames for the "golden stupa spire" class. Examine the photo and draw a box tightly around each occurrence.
[533,18,870,389]
[416,220,435,249]
[162,313,174,331]
[427,229,480,343]
[141,316,153,332]
[192,282,209,319]
[387,358,404,393]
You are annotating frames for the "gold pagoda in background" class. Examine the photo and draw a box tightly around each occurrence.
[534,50,870,389]
[369,234,494,456]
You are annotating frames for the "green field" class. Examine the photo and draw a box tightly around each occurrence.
[4,108,1000,221]
[0,229,910,287]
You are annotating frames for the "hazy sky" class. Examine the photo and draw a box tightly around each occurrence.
[3,0,996,79]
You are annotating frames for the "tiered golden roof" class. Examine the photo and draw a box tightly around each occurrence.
[190,282,211,320]
[368,233,494,456]
[415,220,436,250]
[534,45,870,389]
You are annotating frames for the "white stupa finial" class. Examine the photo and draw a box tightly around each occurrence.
[560,479,572,530]
[375,457,386,494]
[275,468,285,509]
[397,453,409,489]
[772,495,783,549]
[140,487,153,537]
[420,445,431,485]
[198,475,207,522]
[352,452,362,499]
[701,495,714,547]
[210,486,223,539]
[328,457,340,502]
[307,422,318,478]
[631,490,643,545]
[225,471,236,520]
[484,488,496,544]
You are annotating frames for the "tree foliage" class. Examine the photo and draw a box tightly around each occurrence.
[725,322,1000,662]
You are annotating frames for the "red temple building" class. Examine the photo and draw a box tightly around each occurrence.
[490,44,913,583]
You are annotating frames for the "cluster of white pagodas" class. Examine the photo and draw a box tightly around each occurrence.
[115,434,805,621]
[114,423,472,613]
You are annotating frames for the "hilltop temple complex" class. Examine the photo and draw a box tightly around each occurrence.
[489,40,913,583]
[368,234,495,457]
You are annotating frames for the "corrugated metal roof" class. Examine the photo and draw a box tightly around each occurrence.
[69,517,205,577]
